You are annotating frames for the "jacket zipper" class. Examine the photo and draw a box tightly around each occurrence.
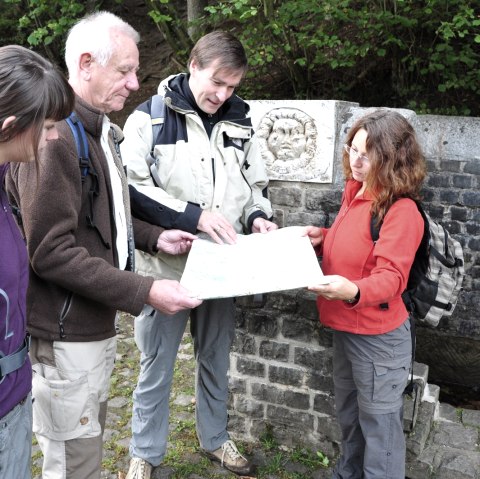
[59,292,73,339]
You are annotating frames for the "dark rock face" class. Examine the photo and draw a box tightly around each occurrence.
[416,328,480,393]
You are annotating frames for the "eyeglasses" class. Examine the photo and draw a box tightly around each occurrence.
[344,144,369,163]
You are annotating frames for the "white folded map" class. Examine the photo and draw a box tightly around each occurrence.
[180,226,328,299]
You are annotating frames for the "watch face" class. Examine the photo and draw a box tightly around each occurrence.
[345,291,359,303]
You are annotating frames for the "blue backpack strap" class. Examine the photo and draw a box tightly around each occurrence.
[65,112,90,180]
[64,112,110,252]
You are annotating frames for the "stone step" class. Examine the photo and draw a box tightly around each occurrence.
[403,362,429,433]
[407,397,480,478]
[406,382,441,461]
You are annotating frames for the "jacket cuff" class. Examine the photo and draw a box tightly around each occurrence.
[247,210,269,233]
[182,203,202,234]
[129,185,198,234]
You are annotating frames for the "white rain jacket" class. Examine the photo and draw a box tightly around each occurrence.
[121,73,273,281]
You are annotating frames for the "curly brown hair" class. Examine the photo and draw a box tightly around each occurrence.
[343,109,426,223]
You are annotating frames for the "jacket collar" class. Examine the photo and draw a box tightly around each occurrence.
[73,95,105,140]
[345,179,375,204]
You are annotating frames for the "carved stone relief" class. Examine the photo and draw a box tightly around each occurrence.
[249,101,336,183]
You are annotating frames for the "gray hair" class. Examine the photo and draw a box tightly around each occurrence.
[65,11,140,77]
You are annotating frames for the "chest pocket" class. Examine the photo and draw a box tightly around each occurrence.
[223,133,246,151]
[221,122,251,170]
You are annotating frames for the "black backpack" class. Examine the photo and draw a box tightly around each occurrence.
[370,201,465,327]
[371,201,465,431]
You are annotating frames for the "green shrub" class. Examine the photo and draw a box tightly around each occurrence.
[201,0,480,115]
[3,0,478,116]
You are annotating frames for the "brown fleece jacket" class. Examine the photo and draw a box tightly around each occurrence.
[6,96,163,342]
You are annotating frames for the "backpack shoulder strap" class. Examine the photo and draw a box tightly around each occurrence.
[65,112,90,181]
[150,94,165,148]
[370,214,382,243]
[370,199,423,310]
[146,94,166,188]
[370,200,424,243]
[65,112,110,250]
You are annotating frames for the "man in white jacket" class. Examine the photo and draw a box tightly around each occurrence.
[122,31,277,478]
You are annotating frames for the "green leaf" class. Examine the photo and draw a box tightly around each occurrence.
[27,32,40,46]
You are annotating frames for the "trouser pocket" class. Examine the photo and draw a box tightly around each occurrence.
[372,356,411,408]
[32,363,101,441]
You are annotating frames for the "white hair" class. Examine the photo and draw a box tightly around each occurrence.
[65,11,140,78]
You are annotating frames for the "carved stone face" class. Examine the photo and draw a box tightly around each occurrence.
[267,118,307,161]
[255,106,331,182]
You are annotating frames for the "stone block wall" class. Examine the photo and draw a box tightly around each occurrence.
[228,102,479,452]
[230,290,340,456]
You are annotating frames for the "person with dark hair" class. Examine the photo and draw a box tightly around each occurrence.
[121,30,277,478]
[0,44,75,479]
[304,109,427,479]
[6,12,201,479]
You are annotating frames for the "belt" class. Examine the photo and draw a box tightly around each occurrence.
[0,333,31,380]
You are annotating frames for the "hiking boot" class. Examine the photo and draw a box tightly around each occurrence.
[126,457,153,479]
[204,439,255,476]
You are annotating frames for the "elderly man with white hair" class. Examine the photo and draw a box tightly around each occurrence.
[6,11,201,479]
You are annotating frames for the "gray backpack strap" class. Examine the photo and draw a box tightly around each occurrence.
[147,94,165,188]
[150,94,165,145]
[0,333,30,379]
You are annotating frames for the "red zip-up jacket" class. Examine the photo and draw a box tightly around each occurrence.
[318,180,423,335]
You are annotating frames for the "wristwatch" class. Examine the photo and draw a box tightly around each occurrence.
[344,290,360,304]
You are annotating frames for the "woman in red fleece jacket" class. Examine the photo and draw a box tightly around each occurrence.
[305,110,426,479]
